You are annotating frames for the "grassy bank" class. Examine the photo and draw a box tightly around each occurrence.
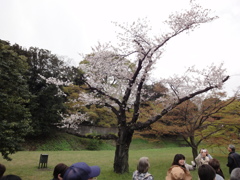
[22,131,185,151]
[1,147,230,180]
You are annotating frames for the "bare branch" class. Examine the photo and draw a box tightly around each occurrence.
[131,76,230,130]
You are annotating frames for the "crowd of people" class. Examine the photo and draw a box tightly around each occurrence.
[132,144,240,180]
[1,144,240,180]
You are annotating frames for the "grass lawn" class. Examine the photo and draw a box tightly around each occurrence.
[0,147,230,180]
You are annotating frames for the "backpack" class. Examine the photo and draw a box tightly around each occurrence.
[230,153,240,167]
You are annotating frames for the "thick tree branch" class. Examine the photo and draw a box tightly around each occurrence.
[122,49,151,106]
[131,60,154,123]
[131,76,230,130]
[133,39,146,54]
[104,102,119,118]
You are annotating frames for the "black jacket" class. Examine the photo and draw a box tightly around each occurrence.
[227,152,240,174]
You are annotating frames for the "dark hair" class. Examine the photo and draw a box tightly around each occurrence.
[0,163,6,177]
[53,163,68,179]
[172,154,186,169]
[0,175,22,180]
[209,158,225,179]
[137,157,150,173]
[198,164,216,180]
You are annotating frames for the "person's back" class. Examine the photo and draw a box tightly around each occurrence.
[215,174,224,180]
[133,171,153,180]
[227,144,240,174]
[209,158,225,180]
[230,152,240,166]
[230,168,240,180]
[133,157,153,180]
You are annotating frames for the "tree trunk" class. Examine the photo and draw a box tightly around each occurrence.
[191,145,198,160]
[189,136,198,160]
[113,126,134,173]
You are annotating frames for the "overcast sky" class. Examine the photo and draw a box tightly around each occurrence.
[1,0,240,96]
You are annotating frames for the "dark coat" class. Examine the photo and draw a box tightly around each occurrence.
[227,152,240,174]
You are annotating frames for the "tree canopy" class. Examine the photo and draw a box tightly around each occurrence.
[67,2,230,173]
[0,40,32,160]
[0,40,77,160]
[152,94,236,159]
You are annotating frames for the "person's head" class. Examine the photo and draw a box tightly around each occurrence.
[137,157,150,173]
[0,163,6,177]
[209,158,220,172]
[63,162,100,180]
[53,163,68,180]
[0,175,22,180]
[201,149,207,157]
[205,149,210,155]
[199,148,204,153]
[198,164,216,180]
[172,154,185,166]
[209,158,225,178]
[228,144,236,152]
[230,168,240,180]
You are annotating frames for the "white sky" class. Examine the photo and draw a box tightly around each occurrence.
[0,0,240,96]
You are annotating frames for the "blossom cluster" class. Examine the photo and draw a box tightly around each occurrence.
[38,74,72,96]
[158,63,228,108]
[60,113,89,130]
[77,2,221,112]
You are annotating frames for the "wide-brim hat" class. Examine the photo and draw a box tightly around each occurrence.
[166,166,192,180]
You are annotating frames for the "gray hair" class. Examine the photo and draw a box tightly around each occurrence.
[229,144,236,152]
[137,157,150,173]
[230,168,240,180]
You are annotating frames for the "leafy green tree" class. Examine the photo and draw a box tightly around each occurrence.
[0,40,32,160]
[12,45,78,136]
[203,99,240,148]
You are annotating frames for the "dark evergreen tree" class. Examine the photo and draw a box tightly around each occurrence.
[0,40,32,160]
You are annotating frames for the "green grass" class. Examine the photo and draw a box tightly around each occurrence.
[1,147,230,180]
[2,132,230,179]
[23,131,185,151]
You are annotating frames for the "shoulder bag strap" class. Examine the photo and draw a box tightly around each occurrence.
[144,173,152,179]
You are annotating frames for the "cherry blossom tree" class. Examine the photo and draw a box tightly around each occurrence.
[75,2,230,173]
